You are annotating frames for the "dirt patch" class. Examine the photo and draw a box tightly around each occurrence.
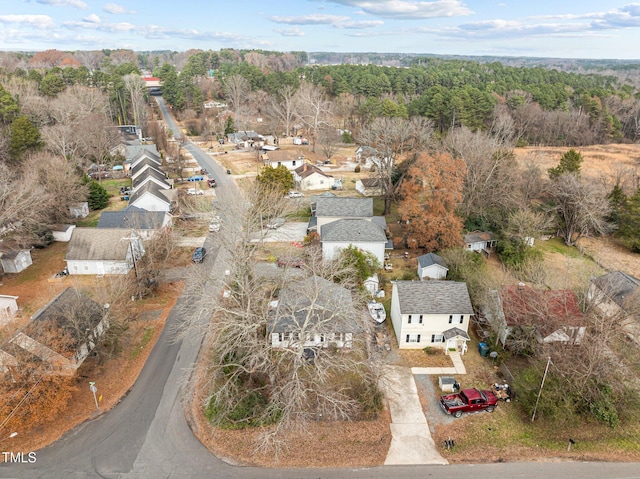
[386,349,454,368]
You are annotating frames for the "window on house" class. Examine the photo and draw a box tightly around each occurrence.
[283,332,291,341]
[431,334,444,343]
[459,315,464,324]
[408,314,412,324]
[319,334,325,343]
[448,315,453,324]
[406,334,421,343]
[419,315,423,324]
[292,160,296,166]
[292,332,300,341]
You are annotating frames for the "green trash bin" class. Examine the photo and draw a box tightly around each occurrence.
[478,342,490,357]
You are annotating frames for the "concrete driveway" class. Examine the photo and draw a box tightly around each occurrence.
[250,222,308,243]
[381,366,448,465]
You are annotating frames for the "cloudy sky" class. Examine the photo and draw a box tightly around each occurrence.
[2,0,640,58]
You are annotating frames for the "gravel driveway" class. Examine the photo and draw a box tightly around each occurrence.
[413,374,456,434]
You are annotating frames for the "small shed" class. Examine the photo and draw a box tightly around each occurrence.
[69,202,89,219]
[0,294,19,325]
[1,250,32,273]
[50,224,76,242]
[417,253,448,280]
[438,376,459,392]
[364,274,379,296]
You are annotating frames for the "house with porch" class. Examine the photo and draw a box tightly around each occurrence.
[269,276,361,350]
[390,281,473,351]
[487,285,586,347]
[65,228,144,275]
[464,231,497,252]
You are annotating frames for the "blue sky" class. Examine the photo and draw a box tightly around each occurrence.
[2,1,640,59]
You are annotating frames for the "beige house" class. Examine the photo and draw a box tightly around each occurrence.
[294,164,333,191]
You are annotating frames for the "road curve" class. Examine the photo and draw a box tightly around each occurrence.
[2,99,639,478]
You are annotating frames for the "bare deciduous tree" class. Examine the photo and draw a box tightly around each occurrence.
[295,81,332,153]
[268,84,299,137]
[358,116,434,215]
[223,74,250,114]
[548,173,612,246]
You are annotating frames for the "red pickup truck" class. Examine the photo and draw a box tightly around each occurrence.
[440,388,498,418]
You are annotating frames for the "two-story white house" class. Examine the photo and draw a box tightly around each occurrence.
[390,281,473,351]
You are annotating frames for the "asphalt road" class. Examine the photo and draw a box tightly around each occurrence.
[2,99,640,478]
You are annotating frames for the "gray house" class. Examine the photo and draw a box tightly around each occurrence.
[269,276,361,350]
[97,207,172,239]
[417,253,448,280]
[321,218,388,265]
[65,228,144,275]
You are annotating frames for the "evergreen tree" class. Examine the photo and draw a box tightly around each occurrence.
[255,165,294,196]
[9,115,42,161]
[617,189,640,252]
[548,149,583,179]
[86,179,109,210]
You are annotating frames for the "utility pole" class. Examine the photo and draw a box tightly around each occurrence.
[531,357,552,422]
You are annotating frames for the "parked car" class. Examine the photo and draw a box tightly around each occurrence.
[200,168,208,175]
[192,247,207,263]
[267,217,285,229]
[226,169,231,175]
[187,188,204,195]
[287,191,304,199]
[207,178,217,187]
[209,216,221,232]
[440,388,498,418]
[187,175,204,181]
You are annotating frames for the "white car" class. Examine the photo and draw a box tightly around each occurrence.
[267,217,285,229]
[287,191,304,198]
[209,216,221,232]
[209,216,221,233]
[187,188,204,195]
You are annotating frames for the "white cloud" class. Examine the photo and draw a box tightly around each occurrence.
[0,14,55,29]
[275,27,305,37]
[340,20,384,29]
[37,0,88,8]
[318,0,473,19]
[270,13,350,25]
[82,13,101,24]
[103,3,136,15]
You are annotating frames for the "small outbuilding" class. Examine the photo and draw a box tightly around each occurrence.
[417,253,448,280]
[69,202,90,219]
[0,250,32,273]
[50,224,76,242]
[0,294,19,325]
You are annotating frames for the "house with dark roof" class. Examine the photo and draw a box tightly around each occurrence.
[0,288,109,375]
[487,285,586,347]
[65,228,144,275]
[417,253,448,280]
[355,178,383,197]
[315,197,373,230]
[97,206,172,239]
[268,276,361,350]
[390,281,473,351]
[128,181,176,212]
[321,219,388,264]
[293,164,333,191]
[131,166,171,191]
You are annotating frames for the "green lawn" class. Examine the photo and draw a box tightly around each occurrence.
[534,237,582,258]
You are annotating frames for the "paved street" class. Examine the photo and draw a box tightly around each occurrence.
[2,98,640,478]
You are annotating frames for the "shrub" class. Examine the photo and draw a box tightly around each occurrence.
[354,164,361,173]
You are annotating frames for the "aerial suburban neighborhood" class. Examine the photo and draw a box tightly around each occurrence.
[1,2,640,478]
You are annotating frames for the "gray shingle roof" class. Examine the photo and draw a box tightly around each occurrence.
[128,181,172,206]
[417,253,448,269]
[125,144,159,161]
[295,163,331,179]
[65,228,135,261]
[321,219,387,243]
[97,209,166,230]
[463,231,495,244]
[593,271,640,308]
[316,197,373,218]
[269,276,360,333]
[132,167,170,189]
[131,160,164,178]
[442,327,470,341]
[359,178,382,188]
[394,280,474,315]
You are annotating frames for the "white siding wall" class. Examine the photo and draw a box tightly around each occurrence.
[271,332,353,349]
[67,260,131,275]
[322,241,385,265]
[130,194,170,212]
[300,173,331,191]
[418,264,448,280]
[390,283,470,350]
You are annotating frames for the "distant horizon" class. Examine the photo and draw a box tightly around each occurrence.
[2,48,640,65]
[3,1,640,60]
